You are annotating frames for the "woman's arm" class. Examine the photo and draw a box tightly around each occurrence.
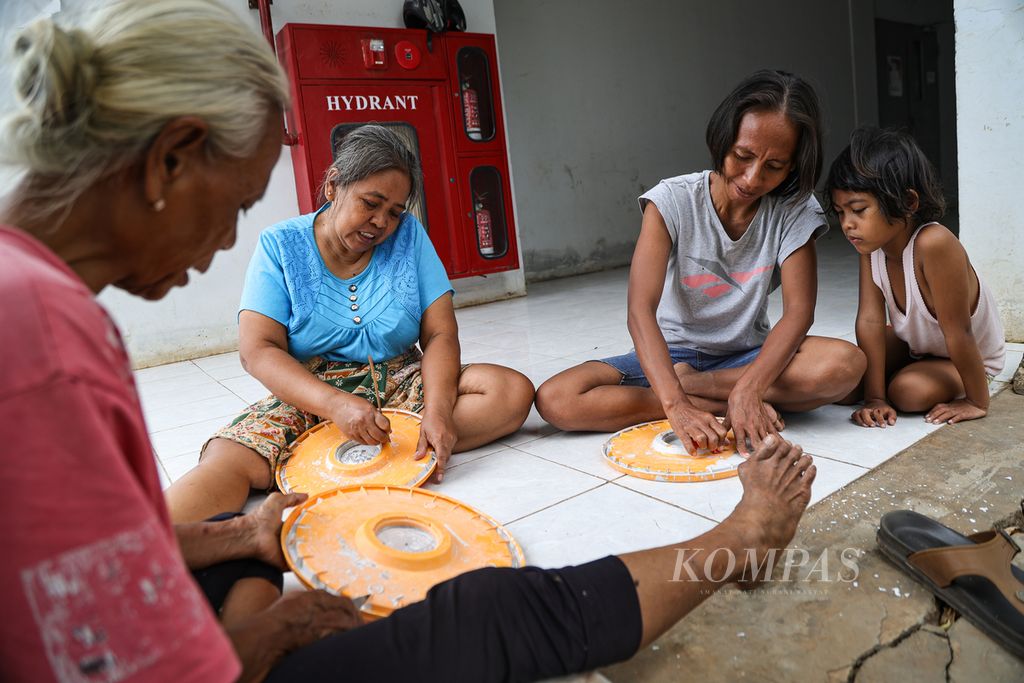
[416,293,461,480]
[629,203,727,451]
[917,230,990,422]
[852,253,896,427]
[238,310,389,444]
[724,240,816,451]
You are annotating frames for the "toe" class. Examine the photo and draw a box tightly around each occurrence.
[778,441,803,470]
[785,453,813,486]
[800,463,817,495]
[751,434,781,460]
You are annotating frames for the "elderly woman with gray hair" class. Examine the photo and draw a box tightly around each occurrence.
[166,124,534,523]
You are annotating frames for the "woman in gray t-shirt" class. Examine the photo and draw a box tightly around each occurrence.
[537,70,865,455]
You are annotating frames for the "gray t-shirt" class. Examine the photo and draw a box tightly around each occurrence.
[639,171,826,354]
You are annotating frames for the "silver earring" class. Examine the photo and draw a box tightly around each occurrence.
[152,198,166,212]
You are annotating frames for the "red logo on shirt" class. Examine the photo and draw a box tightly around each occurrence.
[681,257,772,298]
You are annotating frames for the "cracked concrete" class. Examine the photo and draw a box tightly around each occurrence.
[601,388,1024,682]
[854,626,952,682]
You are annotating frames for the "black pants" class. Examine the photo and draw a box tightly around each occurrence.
[266,556,642,683]
[195,515,643,682]
[192,512,284,614]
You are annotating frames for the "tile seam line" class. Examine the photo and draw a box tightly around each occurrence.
[503,480,610,526]
[193,358,249,383]
[147,410,243,436]
[149,359,256,410]
[607,481,721,525]
[506,443,622,481]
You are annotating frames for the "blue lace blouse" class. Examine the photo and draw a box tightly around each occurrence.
[239,207,453,362]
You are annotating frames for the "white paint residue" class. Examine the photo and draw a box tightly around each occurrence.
[21,518,210,682]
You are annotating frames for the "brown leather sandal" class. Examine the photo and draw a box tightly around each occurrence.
[877,509,1024,658]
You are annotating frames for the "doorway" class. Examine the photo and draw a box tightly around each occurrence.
[873,2,957,232]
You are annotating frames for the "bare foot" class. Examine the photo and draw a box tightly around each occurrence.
[722,435,814,585]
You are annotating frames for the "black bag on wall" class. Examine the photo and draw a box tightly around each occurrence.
[403,0,466,33]
[443,0,466,31]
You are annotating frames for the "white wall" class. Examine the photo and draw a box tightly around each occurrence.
[954,0,1024,341]
[93,0,519,368]
[492,0,862,282]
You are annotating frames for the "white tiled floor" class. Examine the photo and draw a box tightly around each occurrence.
[139,233,1024,569]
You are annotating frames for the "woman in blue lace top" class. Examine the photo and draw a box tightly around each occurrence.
[166,125,535,522]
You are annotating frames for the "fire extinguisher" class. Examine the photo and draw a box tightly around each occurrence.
[462,79,482,141]
[474,196,495,256]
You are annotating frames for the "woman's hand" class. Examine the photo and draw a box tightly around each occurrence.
[724,391,783,457]
[925,398,987,424]
[415,408,458,483]
[328,392,391,445]
[664,400,728,453]
[852,399,897,428]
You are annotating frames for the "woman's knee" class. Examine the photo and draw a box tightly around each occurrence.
[199,438,273,490]
[535,373,576,428]
[798,339,865,397]
[496,367,536,427]
[835,342,867,390]
[462,364,535,429]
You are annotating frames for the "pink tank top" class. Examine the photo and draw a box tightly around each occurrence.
[870,223,1005,376]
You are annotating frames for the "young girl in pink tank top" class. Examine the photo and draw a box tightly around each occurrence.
[825,127,1005,427]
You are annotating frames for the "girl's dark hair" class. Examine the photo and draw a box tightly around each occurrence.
[823,126,945,223]
[705,69,823,202]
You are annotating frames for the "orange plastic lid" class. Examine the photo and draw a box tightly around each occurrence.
[281,485,526,619]
[603,418,743,482]
[276,409,434,496]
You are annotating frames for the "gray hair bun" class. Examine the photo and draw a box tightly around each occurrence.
[7,19,100,176]
[0,0,290,224]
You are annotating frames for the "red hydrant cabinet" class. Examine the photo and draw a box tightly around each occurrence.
[277,24,519,279]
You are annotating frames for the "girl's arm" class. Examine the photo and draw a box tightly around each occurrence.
[852,253,896,427]
[628,202,727,451]
[726,239,816,451]
[238,310,391,444]
[416,292,461,481]
[917,230,990,423]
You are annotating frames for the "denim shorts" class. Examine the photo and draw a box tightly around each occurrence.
[597,345,762,387]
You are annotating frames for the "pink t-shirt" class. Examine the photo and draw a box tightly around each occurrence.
[0,226,240,682]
